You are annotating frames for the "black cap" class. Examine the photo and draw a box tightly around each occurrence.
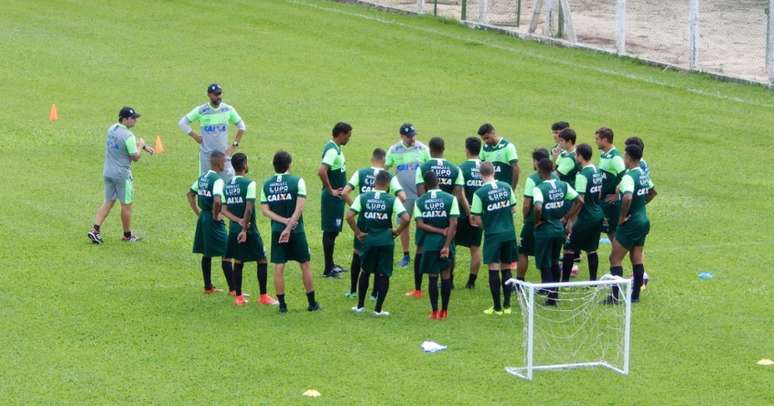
[400,123,416,137]
[118,106,140,119]
[207,83,222,94]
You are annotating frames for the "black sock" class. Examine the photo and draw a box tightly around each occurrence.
[550,263,561,285]
[222,260,234,292]
[587,252,599,281]
[488,270,502,311]
[403,251,409,258]
[517,276,525,281]
[573,251,581,263]
[306,290,316,306]
[610,265,624,299]
[467,272,478,286]
[93,224,100,232]
[428,275,439,311]
[322,231,337,273]
[561,252,575,282]
[201,256,212,289]
[257,262,268,295]
[357,271,369,308]
[632,264,645,301]
[370,272,377,298]
[233,262,244,296]
[350,253,361,294]
[277,294,286,306]
[123,231,131,238]
[375,274,389,312]
[539,267,553,297]
[501,269,512,308]
[413,253,423,290]
[441,277,451,311]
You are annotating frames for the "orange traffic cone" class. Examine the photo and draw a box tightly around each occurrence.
[49,104,58,122]
[154,135,165,154]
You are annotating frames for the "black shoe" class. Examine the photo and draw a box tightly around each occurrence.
[465,282,475,289]
[450,282,455,290]
[278,304,288,313]
[601,295,621,305]
[322,272,341,279]
[537,289,549,296]
[544,299,557,306]
[631,297,640,304]
[307,302,322,312]
[88,230,103,245]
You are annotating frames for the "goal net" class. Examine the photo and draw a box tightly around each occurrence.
[505,275,632,380]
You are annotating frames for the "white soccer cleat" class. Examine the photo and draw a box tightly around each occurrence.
[373,310,390,317]
[352,306,365,313]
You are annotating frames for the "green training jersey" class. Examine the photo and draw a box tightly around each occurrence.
[522,171,559,223]
[350,191,407,247]
[471,180,517,241]
[385,140,431,200]
[190,170,225,212]
[532,179,579,237]
[412,189,460,251]
[556,149,580,185]
[479,137,518,186]
[260,173,307,233]
[321,140,346,189]
[415,158,464,195]
[459,159,483,218]
[619,167,653,223]
[347,167,402,196]
[598,147,626,196]
[185,102,243,155]
[224,175,258,234]
[573,164,604,225]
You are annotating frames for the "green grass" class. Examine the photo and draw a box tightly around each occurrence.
[1,0,772,403]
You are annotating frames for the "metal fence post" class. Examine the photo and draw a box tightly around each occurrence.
[461,0,467,20]
[768,1,774,86]
[516,0,522,27]
[689,0,700,70]
[615,0,626,54]
[479,0,488,24]
[433,0,437,16]
[417,0,424,14]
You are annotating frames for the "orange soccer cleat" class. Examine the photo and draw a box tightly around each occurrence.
[405,289,423,298]
[258,294,279,305]
[234,295,246,306]
[428,311,440,320]
[438,310,448,320]
[204,287,224,295]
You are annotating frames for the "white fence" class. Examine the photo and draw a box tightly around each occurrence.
[351,0,774,86]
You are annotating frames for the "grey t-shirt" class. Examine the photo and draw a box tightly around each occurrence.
[103,123,137,180]
[184,102,244,156]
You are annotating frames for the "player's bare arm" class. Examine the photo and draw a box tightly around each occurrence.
[345,210,365,241]
[392,212,411,237]
[511,162,520,190]
[186,190,200,216]
[440,217,458,258]
[318,163,341,198]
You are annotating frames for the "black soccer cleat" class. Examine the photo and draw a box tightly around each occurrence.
[307,302,322,312]
[600,295,621,305]
[278,304,288,314]
[88,230,103,245]
[332,264,346,273]
[465,282,475,289]
[322,271,342,279]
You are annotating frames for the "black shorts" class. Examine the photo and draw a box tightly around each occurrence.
[455,217,483,247]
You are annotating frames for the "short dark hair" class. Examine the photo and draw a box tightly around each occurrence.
[231,152,247,172]
[423,170,438,190]
[465,137,482,155]
[625,144,643,161]
[210,151,225,166]
[375,170,390,186]
[558,128,576,144]
[625,136,645,152]
[477,123,495,136]
[372,148,386,161]
[596,127,614,143]
[537,158,554,174]
[552,121,570,131]
[479,161,494,177]
[532,148,549,162]
[428,137,445,154]
[273,150,292,173]
[576,143,593,161]
[332,122,352,137]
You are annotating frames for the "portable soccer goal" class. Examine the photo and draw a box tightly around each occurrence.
[505,275,632,380]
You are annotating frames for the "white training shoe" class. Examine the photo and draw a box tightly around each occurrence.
[373,310,390,317]
[352,306,365,313]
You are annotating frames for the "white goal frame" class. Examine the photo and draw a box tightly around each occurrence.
[505,275,632,381]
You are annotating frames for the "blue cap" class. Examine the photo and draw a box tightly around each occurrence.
[118,106,140,119]
[400,123,416,137]
[207,83,222,94]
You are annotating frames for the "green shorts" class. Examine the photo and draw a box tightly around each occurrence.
[455,217,483,247]
[193,212,227,257]
[360,244,395,277]
[602,201,621,235]
[533,230,563,270]
[518,222,535,256]
[225,229,266,262]
[565,220,603,252]
[104,176,134,205]
[483,237,518,265]
[353,236,364,254]
[615,219,650,251]
[270,231,311,264]
[321,192,345,232]
[420,250,453,274]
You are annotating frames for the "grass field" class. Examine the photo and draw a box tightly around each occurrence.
[1,0,773,403]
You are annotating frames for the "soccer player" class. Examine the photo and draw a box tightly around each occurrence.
[478,123,520,189]
[457,137,484,289]
[385,123,431,268]
[186,152,230,294]
[561,144,604,282]
[470,162,518,316]
[178,83,246,183]
[261,151,320,313]
[595,127,626,242]
[346,171,411,316]
[532,158,583,305]
[342,148,406,299]
[220,153,278,306]
[318,122,353,278]
[516,148,557,281]
[555,128,580,186]
[89,106,153,244]
[550,121,570,162]
[414,171,459,320]
[607,144,657,303]
[625,136,651,178]
[413,136,469,293]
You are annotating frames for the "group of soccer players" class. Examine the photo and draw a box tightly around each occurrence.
[90,83,657,318]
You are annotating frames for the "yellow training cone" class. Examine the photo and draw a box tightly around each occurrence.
[154,135,165,154]
[49,104,59,122]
